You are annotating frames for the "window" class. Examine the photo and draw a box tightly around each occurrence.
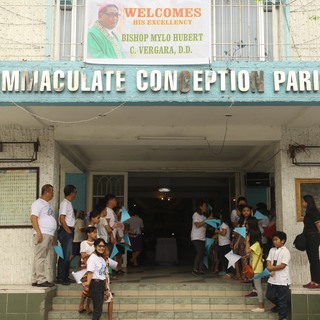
[58,0,276,61]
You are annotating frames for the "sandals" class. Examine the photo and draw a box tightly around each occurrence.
[78,308,86,313]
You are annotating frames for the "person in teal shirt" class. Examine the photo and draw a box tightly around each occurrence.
[87,3,125,59]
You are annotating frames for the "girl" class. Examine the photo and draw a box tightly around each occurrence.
[190,200,213,275]
[232,205,254,280]
[82,238,114,320]
[301,195,320,289]
[246,219,265,313]
[215,208,233,277]
[71,210,87,269]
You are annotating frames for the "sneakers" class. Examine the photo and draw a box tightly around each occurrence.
[251,307,265,313]
[37,281,55,287]
[192,270,199,276]
[303,282,311,288]
[245,290,258,297]
[31,282,37,287]
[218,271,226,276]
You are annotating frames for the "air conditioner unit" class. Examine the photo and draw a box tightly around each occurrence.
[246,172,270,187]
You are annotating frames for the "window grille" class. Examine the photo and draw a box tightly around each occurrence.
[0,0,319,61]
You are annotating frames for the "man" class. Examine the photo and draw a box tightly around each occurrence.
[30,184,57,287]
[87,3,125,59]
[57,184,77,285]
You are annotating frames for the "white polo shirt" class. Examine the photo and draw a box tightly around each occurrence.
[59,198,75,227]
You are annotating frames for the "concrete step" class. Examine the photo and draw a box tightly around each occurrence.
[48,282,276,320]
[48,310,279,320]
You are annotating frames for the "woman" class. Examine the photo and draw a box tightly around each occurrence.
[301,195,320,289]
[82,238,108,320]
[190,200,213,275]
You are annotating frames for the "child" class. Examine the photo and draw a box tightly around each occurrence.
[71,210,87,268]
[245,219,265,313]
[78,226,97,314]
[232,205,254,280]
[266,231,291,320]
[215,208,233,277]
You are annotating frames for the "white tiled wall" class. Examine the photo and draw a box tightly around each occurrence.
[0,126,60,284]
[275,126,320,285]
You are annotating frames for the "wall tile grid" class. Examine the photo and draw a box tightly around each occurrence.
[0,126,60,284]
[274,126,320,285]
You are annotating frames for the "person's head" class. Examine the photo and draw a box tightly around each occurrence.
[272,231,286,248]
[86,226,97,241]
[246,217,259,231]
[241,205,252,219]
[76,209,86,220]
[114,206,121,219]
[94,238,107,256]
[64,184,77,200]
[98,3,120,29]
[104,194,117,209]
[95,203,107,217]
[89,209,101,225]
[220,207,232,228]
[195,200,207,215]
[302,194,317,211]
[236,196,247,206]
[41,184,54,201]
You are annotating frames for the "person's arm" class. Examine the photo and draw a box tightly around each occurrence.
[30,215,43,243]
[267,262,287,272]
[194,220,207,228]
[215,227,227,236]
[59,215,72,233]
[82,271,93,290]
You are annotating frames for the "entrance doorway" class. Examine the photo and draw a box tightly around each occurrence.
[127,173,234,267]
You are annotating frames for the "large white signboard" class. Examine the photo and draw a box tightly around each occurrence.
[84,0,211,65]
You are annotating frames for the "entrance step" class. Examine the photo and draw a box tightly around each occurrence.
[48,282,278,320]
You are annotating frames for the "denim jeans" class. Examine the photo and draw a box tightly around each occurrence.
[266,283,289,320]
[57,227,74,280]
[89,280,105,320]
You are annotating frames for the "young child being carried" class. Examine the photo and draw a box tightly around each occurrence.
[266,231,291,320]
[78,226,97,314]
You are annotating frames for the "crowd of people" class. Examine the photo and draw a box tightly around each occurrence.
[190,196,299,320]
[30,185,143,320]
[30,184,320,320]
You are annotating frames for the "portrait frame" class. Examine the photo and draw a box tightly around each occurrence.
[295,178,320,222]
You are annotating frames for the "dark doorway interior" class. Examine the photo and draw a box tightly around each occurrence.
[127,173,233,267]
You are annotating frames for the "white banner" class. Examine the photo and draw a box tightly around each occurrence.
[84,0,211,65]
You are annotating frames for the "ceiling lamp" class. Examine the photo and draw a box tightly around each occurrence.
[158,187,171,192]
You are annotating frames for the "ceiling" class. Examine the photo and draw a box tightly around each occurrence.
[0,104,319,175]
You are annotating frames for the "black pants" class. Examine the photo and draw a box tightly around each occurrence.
[218,244,231,273]
[89,279,105,320]
[192,240,205,272]
[306,233,320,283]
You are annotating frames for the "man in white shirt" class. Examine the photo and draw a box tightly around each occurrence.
[30,184,57,287]
[57,184,77,285]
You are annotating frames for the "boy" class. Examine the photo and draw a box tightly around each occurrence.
[266,231,291,320]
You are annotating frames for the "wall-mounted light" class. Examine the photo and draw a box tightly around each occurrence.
[158,187,171,192]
